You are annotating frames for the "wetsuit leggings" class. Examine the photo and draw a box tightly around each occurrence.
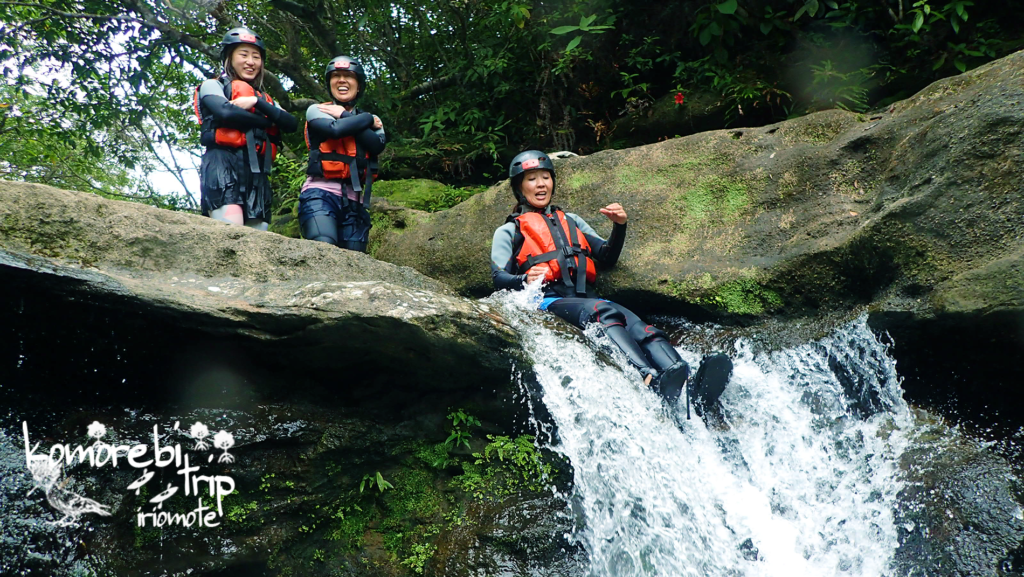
[545,298,685,379]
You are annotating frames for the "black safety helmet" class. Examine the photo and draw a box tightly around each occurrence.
[219,27,266,61]
[325,55,366,103]
[509,150,555,203]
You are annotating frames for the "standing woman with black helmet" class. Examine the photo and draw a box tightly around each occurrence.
[194,27,297,229]
[299,55,385,252]
[490,150,733,417]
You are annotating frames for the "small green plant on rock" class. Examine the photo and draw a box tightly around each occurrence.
[226,500,261,529]
[401,541,437,575]
[360,471,395,494]
[445,408,481,450]
[454,434,554,499]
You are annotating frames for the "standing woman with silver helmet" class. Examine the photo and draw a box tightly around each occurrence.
[194,27,297,229]
[490,150,733,417]
[299,55,385,252]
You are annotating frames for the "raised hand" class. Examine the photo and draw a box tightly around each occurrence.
[599,203,627,224]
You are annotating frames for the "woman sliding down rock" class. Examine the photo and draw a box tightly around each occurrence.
[194,28,297,230]
[490,150,732,417]
[298,56,386,253]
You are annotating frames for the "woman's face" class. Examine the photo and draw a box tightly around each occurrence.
[520,169,553,209]
[330,71,359,103]
[230,45,263,82]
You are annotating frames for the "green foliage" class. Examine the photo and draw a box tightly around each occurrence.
[360,471,395,494]
[454,434,554,500]
[400,541,437,575]
[1,0,1018,196]
[226,500,262,529]
[269,155,308,220]
[445,409,481,450]
[414,441,455,470]
[550,13,615,53]
[0,81,192,209]
[421,186,485,212]
[325,503,370,547]
[807,60,872,112]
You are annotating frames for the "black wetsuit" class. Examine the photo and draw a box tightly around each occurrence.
[196,78,298,222]
[491,207,689,394]
[299,104,386,252]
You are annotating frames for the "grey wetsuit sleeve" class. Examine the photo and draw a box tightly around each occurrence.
[198,79,271,129]
[305,104,375,139]
[491,223,526,291]
[566,213,600,237]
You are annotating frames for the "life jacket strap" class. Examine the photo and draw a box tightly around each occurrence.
[539,212,588,297]
[246,130,260,173]
[563,215,587,297]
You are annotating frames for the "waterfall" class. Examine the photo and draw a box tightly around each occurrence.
[490,286,914,577]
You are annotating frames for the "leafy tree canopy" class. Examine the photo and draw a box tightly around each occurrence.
[1,0,1020,204]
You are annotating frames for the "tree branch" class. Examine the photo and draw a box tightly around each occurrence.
[401,74,463,99]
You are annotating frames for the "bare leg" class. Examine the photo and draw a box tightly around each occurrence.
[210,204,245,226]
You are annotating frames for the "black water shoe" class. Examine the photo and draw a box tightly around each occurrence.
[651,361,690,405]
[689,353,733,416]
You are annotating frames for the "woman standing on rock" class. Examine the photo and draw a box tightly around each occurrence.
[299,56,386,253]
[490,150,732,415]
[195,27,297,230]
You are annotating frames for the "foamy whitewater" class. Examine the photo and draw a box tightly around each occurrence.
[488,284,914,577]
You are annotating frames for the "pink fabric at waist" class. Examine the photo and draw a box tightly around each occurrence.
[302,176,359,201]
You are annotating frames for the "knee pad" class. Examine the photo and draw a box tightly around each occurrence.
[300,215,338,245]
[628,322,668,344]
[590,300,626,328]
[628,322,683,372]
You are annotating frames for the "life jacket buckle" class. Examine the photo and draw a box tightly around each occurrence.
[561,245,575,258]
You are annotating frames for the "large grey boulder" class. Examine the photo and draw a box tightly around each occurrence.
[370,51,1024,450]
[0,181,575,577]
[372,50,1024,323]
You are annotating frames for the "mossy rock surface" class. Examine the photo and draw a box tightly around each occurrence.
[371,50,1024,323]
[373,179,450,211]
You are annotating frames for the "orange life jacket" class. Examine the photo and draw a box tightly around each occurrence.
[303,105,378,182]
[193,78,278,159]
[514,209,596,296]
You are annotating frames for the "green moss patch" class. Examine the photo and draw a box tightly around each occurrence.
[670,271,783,315]
[373,179,485,212]
[673,175,752,230]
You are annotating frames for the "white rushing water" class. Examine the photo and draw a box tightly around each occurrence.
[488,286,914,577]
